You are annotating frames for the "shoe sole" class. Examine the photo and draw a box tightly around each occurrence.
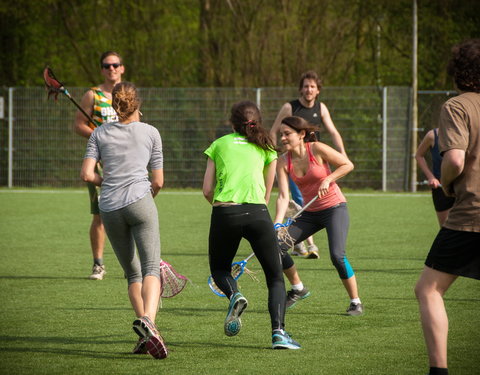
[133,318,157,339]
[146,335,168,359]
[224,296,248,337]
[132,339,149,354]
[272,335,301,350]
[286,291,311,309]
[88,274,105,280]
[272,343,302,350]
[306,251,319,259]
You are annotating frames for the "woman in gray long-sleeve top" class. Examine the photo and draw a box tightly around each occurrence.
[81,82,167,360]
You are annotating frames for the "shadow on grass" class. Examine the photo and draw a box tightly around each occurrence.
[0,334,152,359]
[0,275,88,280]
[0,334,268,357]
[355,268,420,274]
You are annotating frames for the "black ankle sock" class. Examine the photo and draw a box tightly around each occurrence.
[429,367,448,375]
[94,258,103,266]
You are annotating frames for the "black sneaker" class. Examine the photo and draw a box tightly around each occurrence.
[286,287,311,309]
[346,302,364,316]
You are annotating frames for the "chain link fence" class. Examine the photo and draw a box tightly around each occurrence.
[0,86,454,190]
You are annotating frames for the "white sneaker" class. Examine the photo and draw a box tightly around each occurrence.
[307,244,318,253]
[291,242,308,256]
[89,264,106,280]
[306,245,319,259]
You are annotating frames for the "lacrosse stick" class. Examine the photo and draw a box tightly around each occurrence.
[159,260,189,298]
[208,252,258,297]
[43,66,95,127]
[274,195,318,249]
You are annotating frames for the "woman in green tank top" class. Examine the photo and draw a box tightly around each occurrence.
[202,101,301,350]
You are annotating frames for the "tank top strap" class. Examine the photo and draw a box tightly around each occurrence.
[286,152,293,173]
[305,142,318,164]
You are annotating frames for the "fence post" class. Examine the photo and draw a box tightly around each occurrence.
[8,87,14,188]
[256,87,262,108]
[410,0,418,192]
[382,86,387,192]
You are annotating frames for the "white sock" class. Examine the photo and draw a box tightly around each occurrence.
[351,298,361,304]
[291,283,304,291]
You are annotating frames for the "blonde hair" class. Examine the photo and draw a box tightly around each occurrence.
[112,82,140,121]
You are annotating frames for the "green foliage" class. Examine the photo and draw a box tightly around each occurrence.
[0,0,478,88]
[0,190,479,374]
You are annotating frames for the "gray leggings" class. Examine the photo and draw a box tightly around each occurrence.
[100,194,161,285]
[280,203,355,279]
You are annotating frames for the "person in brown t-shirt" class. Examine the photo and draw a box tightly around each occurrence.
[415,39,480,375]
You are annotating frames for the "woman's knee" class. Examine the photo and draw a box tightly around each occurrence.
[331,254,354,279]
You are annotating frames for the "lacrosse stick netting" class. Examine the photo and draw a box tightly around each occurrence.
[43,66,96,125]
[208,253,258,297]
[159,260,189,298]
[275,196,318,249]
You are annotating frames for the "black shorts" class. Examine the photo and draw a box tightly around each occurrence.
[431,187,455,212]
[425,227,480,280]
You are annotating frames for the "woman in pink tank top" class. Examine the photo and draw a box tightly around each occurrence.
[274,116,363,316]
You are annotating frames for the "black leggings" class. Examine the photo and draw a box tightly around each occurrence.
[209,204,286,330]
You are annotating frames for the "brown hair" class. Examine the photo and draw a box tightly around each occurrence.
[298,70,323,91]
[112,82,140,121]
[281,116,319,143]
[447,39,480,93]
[99,51,123,66]
[230,101,275,151]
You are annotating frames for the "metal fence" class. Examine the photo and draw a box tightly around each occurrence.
[0,86,454,190]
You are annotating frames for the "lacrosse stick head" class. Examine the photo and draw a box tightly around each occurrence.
[159,260,188,298]
[43,66,65,101]
[207,255,258,298]
[208,275,227,297]
[207,262,245,298]
[277,227,296,250]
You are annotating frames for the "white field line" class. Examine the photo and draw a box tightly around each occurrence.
[0,189,430,198]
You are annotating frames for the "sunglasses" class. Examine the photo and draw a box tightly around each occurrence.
[102,63,122,69]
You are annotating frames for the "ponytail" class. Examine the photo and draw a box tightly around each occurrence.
[230,101,276,151]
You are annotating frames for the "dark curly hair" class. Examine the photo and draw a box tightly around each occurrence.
[447,39,480,93]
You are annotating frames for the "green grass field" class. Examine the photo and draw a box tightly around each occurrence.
[0,189,478,375]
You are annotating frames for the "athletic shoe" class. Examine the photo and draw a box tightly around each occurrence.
[145,334,168,359]
[286,287,311,309]
[307,244,319,256]
[89,264,106,280]
[272,330,301,350]
[132,316,168,359]
[132,337,148,354]
[224,292,248,337]
[306,246,319,259]
[346,302,364,316]
[291,242,308,256]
